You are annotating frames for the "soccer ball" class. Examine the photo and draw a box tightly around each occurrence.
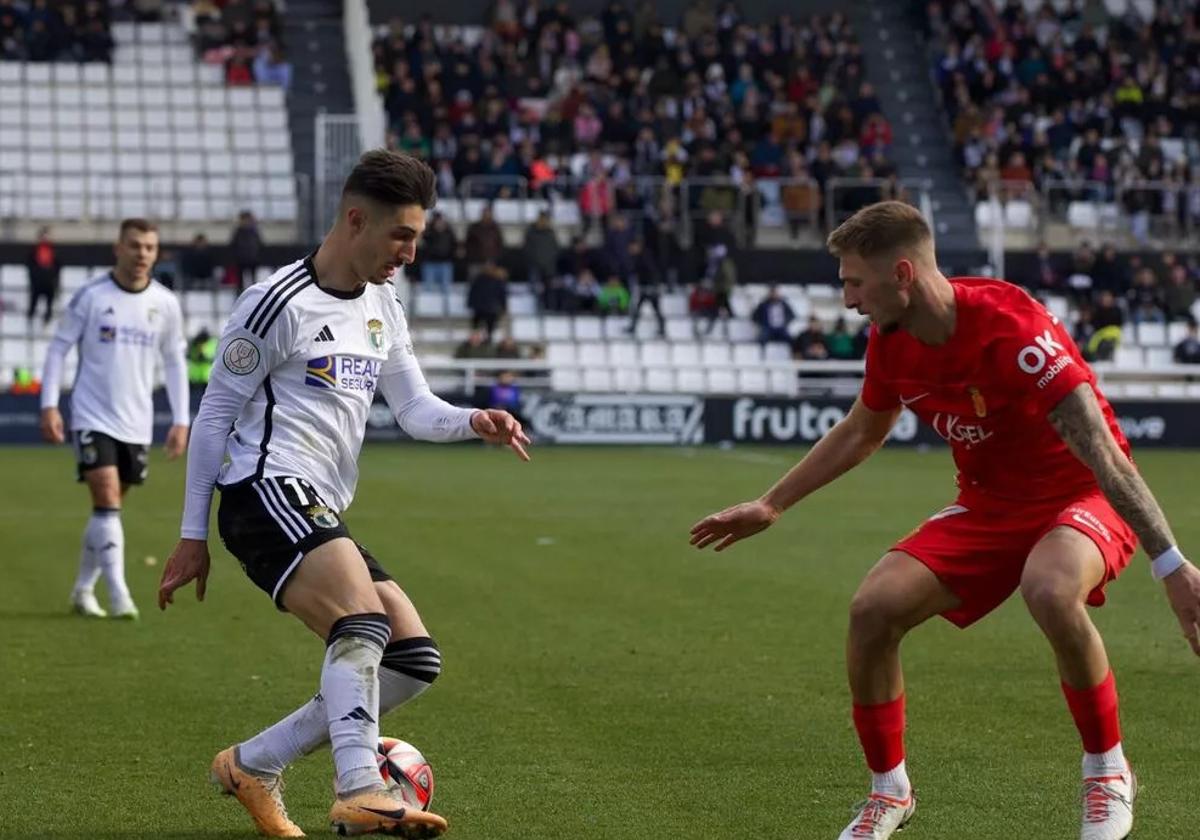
[376,737,434,810]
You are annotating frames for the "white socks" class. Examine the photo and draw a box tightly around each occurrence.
[239,636,442,778]
[1083,743,1128,779]
[872,759,912,800]
[74,508,127,607]
[321,614,392,796]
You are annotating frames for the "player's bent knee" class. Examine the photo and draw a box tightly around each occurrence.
[1019,573,1084,618]
[847,589,907,645]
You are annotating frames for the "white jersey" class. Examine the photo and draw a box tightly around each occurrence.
[209,257,470,513]
[41,272,189,444]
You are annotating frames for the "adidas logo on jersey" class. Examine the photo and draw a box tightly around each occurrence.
[315,325,335,342]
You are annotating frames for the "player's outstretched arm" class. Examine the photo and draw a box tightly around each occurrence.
[690,398,900,552]
[1048,383,1200,656]
[158,538,211,609]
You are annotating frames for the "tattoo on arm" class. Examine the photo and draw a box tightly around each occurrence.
[1047,384,1176,557]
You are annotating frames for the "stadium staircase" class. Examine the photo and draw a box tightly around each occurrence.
[281,0,355,237]
[849,0,980,253]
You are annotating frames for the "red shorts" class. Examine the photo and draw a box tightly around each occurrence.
[894,491,1137,628]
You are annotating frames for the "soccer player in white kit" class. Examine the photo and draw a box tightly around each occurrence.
[157,151,529,838]
[40,219,190,620]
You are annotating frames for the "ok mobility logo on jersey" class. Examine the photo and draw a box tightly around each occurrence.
[305,356,382,391]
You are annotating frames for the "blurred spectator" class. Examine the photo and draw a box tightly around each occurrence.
[602,214,635,281]
[1126,267,1165,325]
[181,233,216,287]
[523,211,560,301]
[230,210,263,293]
[1174,322,1200,365]
[579,164,614,235]
[1073,306,1096,350]
[574,272,601,314]
[1163,266,1197,323]
[793,315,829,360]
[420,211,457,292]
[187,328,218,384]
[487,370,526,427]
[467,262,508,341]
[494,336,522,360]
[826,317,856,360]
[454,329,493,359]
[688,280,719,335]
[1092,245,1127,296]
[1033,243,1060,294]
[625,240,665,337]
[702,242,737,327]
[26,226,59,327]
[852,320,870,359]
[253,41,291,90]
[226,54,253,85]
[464,205,504,272]
[1086,290,1124,361]
[597,276,630,317]
[751,285,795,345]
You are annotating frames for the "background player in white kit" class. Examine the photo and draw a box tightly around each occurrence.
[156,151,529,838]
[40,218,190,620]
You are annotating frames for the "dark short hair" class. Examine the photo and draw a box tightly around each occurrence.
[826,200,931,260]
[342,149,437,210]
[119,218,158,239]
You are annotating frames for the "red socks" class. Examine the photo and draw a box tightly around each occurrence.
[853,694,906,772]
[1061,670,1122,754]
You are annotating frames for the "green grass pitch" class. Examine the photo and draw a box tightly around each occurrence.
[1,444,1197,839]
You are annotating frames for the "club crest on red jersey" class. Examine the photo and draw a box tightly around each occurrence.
[968,387,987,418]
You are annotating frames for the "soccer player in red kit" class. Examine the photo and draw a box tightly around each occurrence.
[690,201,1200,840]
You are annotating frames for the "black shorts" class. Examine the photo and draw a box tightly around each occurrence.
[217,475,392,608]
[74,429,149,485]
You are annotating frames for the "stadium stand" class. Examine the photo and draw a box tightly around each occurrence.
[0,23,296,230]
[369,5,908,249]
[1,0,1198,403]
[929,0,1200,248]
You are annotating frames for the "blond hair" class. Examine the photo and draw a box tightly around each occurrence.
[826,201,931,259]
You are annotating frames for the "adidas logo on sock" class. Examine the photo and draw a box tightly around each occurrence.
[315,325,335,342]
[339,706,376,723]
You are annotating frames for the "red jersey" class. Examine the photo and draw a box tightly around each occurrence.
[861,277,1130,505]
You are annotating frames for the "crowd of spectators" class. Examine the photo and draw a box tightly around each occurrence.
[0,0,291,90]
[186,0,289,88]
[929,0,1200,237]
[374,0,902,245]
[0,0,115,62]
[1028,240,1200,361]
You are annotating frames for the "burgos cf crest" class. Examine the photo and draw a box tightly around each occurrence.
[306,504,339,529]
[367,318,385,352]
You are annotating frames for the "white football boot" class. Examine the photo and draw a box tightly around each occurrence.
[109,594,139,620]
[837,792,916,839]
[1080,767,1136,840]
[70,589,107,618]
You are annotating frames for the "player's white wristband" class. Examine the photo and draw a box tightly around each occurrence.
[1151,545,1186,580]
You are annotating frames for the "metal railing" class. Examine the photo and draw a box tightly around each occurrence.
[825,177,934,232]
[421,173,832,248]
[314,112,362,238]
[977,177,1200,248]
